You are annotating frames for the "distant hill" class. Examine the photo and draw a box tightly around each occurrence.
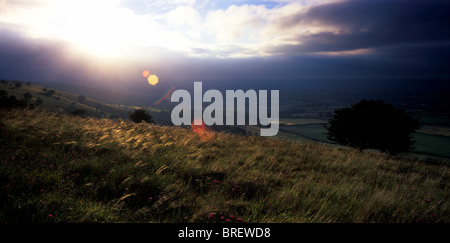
[0,80,171,124]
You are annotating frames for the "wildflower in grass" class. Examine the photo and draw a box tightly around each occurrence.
[48,214,53,218]
[220,216,224,220]
[148,197,152,200]
[237,218,243,222]
[225,219,230,222]
[208,213,215,219]
[230,215,235,219]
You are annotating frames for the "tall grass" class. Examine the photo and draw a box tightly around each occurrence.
[0,109,449,223]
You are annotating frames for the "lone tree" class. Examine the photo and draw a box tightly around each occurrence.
[130,109,154,123]
[325,100,418,154]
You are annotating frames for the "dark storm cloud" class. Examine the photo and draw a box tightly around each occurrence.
[270,0,450,54]
[0,29,82,82]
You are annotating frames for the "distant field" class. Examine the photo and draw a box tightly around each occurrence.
[279,118,328,126]
[273,130,315,143]
[412,133,450,158]
[278,124,450,158]
[419,116,450,126]
[279,124,330,143]
[418,125,450,137]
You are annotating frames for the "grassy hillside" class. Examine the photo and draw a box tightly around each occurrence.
[1,108,449,223]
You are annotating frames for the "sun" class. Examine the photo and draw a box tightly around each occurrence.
[41,0,197,59]
[52,1,135,58]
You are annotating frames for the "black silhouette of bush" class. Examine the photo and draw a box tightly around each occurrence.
[325,100,418,154]
[0,93,32,110]
[0,89,7,98]
[69,109,88,117]
[130,109,153,123]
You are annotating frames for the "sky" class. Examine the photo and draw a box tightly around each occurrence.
[0,0,449,99]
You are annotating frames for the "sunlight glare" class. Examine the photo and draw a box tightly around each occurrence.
[52,0,136,58]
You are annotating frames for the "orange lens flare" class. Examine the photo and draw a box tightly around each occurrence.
[191,119,214,141]
[142,70,150,78]
[191,119,206,134]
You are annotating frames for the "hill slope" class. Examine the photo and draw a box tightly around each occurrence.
[0,80,171,124]
[0,109,449,223]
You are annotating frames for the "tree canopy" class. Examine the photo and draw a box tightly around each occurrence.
[325,100,418,154]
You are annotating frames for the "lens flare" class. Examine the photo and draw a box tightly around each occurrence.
[142,70,150,78]
[191,119,206,134]
[155,86,176,105]
[191,119,214,141]
[148,74,159,86]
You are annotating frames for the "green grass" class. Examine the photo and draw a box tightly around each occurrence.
[1,109,449,223]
